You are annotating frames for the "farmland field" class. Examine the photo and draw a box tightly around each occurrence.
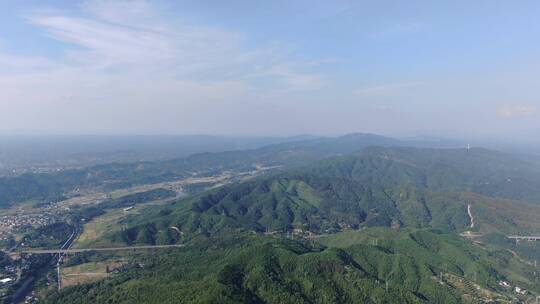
[61,260,124,288]
[74,209,128,248]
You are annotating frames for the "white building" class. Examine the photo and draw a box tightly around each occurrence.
[498,280,510,288]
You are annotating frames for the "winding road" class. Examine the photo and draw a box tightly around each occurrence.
[467,204,475,229]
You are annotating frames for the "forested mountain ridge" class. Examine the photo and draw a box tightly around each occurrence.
[108,147,540,247]
[0,134,400,208]
[4,135,540,211]
[307,146,540,203]
[46,229,538,304]
[21,144,540,303]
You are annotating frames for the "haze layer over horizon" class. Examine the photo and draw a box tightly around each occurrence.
[1,1,540,141]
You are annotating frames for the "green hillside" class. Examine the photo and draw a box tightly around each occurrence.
[44,229,537,304]
[107,147,540,246]
[308,147,540,203]
[3,137,540,211]
[0,134,399,208]
[32,146,540,303]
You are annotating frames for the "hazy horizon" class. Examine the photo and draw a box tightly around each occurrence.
[2,1,540,141]
[1,131,539,147]
[3,3,540,302]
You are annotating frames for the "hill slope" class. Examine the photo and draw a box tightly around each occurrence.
[112,147,540,246]
[39,146,540,303]
[45,229,537,304]
[0,134,399,208]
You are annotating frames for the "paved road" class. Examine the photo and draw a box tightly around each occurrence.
[22,244,185,254]
[56,228,78,290]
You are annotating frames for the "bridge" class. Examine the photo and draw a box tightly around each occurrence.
[507,236,540,241]
[20,244,185,255]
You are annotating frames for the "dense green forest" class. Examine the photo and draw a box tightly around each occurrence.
[20,222,75,248]
[107,147,540,246]
[44,229,537,303]
[7,143,540,303]
[3,135,540,210]
[0,134,402,208]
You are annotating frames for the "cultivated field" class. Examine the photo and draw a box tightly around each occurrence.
[75,208,128,248]
[61,260,124,288]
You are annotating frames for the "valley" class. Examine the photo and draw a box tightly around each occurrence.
[1,136,540,303]
[0,162,277,303]
[4,2,540,302]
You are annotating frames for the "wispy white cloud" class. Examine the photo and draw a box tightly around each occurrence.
[22,1,320,86]
[0,0,326,133]
[497,104,537,118]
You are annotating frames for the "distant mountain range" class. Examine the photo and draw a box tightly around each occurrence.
[0,134,320,174]
[3,133,540,210]
[109,146,540,249]
[8,134,540,303]
[0,133,399,207]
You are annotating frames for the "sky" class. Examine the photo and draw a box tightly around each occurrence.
[1,0,540,141]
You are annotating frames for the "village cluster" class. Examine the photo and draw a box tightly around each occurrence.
[0,214,56,240]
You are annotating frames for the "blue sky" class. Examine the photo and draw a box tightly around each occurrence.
[1,1,540,141]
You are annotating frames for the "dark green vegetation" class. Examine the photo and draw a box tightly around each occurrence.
[7,141,540,303]
[45,229,538,304]
[4,134,540,211]
[0,251,11,268]
[0,134,398,208]
[20,222,74,248]
[307,147,540,204]
[113,147,540,246]
[481,232,540,262]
